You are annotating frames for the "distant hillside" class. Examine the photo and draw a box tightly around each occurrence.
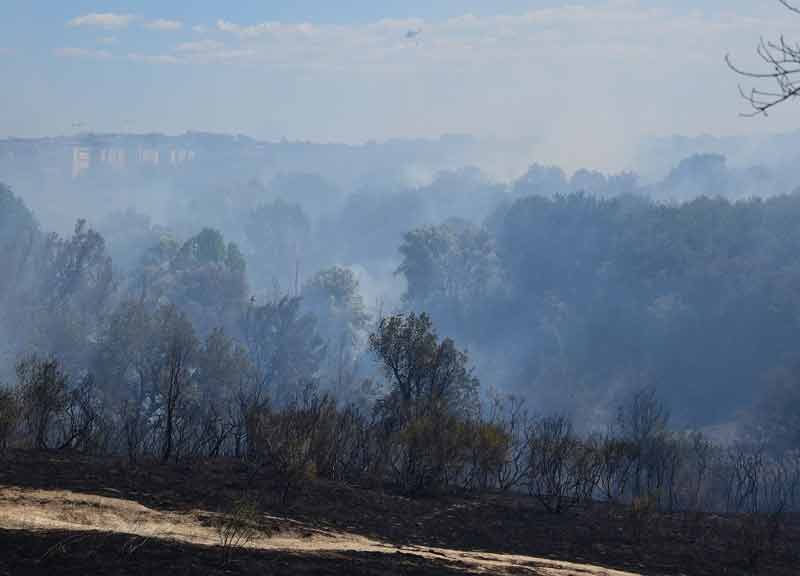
[635,130,800,181]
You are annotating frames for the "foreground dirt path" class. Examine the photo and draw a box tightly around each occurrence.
[0,485,639,576]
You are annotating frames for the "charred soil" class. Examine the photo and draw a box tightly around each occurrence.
[0,450,798,575]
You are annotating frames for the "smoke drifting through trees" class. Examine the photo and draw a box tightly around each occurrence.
[2,126,800,508]
[5,135,800,426]
[3,140,800,570]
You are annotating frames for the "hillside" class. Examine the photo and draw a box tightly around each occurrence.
[1,451,798,575]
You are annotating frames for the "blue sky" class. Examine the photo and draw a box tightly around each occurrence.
[1,1,799,169]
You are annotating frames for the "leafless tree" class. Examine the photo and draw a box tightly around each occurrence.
[479,395,528,492]
[616,387,670,500]
[16,356,68,449]
[597,435,635,503]
[727,1,800,115]
[156,306,197,463]
[0,387,18,453]
[683,432,714,512]
[526,415,582,513]
[246,386,325,504]
[58,374,106,452]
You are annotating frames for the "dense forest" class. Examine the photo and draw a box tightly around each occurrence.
[6,153,800,433]
[6,3,800,574]
[2,151,800,520]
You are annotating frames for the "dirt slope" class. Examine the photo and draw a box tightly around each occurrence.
[0,485,636,575]
[1,451,797,575]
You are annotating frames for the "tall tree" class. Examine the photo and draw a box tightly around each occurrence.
[302,267,369,397]
[242,296,326,404]
[369,312,478,422]
[398,220,500,338]
[193,327,256,457]
[156,305,197,463]
[136,228,247,337]
[369,312,479,492]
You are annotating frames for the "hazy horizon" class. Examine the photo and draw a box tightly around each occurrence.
[3,1,800,172]
[3,5,800,552]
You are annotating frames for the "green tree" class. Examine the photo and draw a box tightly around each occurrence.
[136,228,247,337]
[398,220,498,309]
[245,199,311,289]
[0,183,39,301]
[93,299,159,461]
[242,296,326,404]
[369,312,478,420]
[193,327,256,457]
[302,267,369,397]
[369,312,479,492]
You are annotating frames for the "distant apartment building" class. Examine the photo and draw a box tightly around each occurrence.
[169,149,195,166]
[100,148,127,170]
[72,147,91,178]
[137,147,160,166]
[4,135,205,180]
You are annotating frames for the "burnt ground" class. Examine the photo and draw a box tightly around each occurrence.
[0,529,489,576]
[1,450,798,575]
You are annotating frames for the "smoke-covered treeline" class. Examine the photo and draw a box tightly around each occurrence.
[403,191,800,431]
[636,131,800,184]
[2,169,800,534]
[5,137,800,433]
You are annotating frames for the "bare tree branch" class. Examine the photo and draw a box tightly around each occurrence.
[727,2,800,116]
[779,0,800,16]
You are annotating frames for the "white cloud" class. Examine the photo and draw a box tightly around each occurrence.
[67,13,137,30]
[43,3,800,170]
[55,47,112,60]
[131,42,256,64]
[176,40,225,53]
[145,19,183,31]
[128,53,179,65]
[97,36,118,45]
[190,8,792,83]
[216,19,272,38]
[216,19,314,39]
[201,3,800,169]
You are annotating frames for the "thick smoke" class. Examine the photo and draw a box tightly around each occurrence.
[2,130,800,436]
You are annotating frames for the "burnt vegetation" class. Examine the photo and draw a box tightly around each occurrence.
[0,138,800,574]
[4,2,800,574]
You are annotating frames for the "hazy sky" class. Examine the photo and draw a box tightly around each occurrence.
[2,0,800,169]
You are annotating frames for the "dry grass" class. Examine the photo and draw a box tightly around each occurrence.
[0,485,638,575]
[5,451,797,575]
